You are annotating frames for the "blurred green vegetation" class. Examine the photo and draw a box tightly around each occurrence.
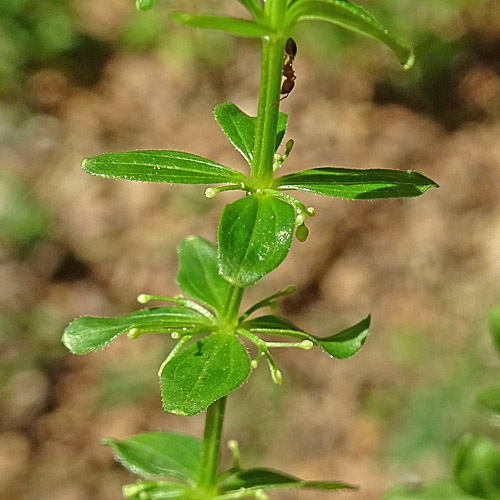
[0,170,50,249]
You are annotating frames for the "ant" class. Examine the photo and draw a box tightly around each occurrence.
[280,38,297,101]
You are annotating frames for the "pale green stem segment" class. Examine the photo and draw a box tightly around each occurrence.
[250,0,288,187]
[198,396,228,492]
[222,285,245,323]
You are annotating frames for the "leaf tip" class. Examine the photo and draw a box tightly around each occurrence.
[403,50,415,70]
[81,157,91,172]
[101,437,115,447]
[136,0,157,10]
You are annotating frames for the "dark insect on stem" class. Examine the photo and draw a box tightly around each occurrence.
[272,38,297,106]
[280,38,297,101]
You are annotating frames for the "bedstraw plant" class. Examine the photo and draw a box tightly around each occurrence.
[62,0,438,498]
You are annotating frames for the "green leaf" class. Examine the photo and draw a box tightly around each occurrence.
[452,434,500,499]
[490,305,500,355]
[136,0,157,11]
[160,333,251,416]
[477,386,500,415]
[123,481,189,499]
[62,307,208,354]
[103,432,201,484]
[214,103,288,164]
[177,237,231,315]
[82,150,246,185]
[236,0,264,21]
[382,480,479,499]
[171,13,275,38]
[214,103,255,164]
[275,113,289,152]
[242,315,303,334]
[286,0,414,69]
[219,467,355,493]
[313,316,370,359]
[275,167,438,200]
[217,195,295,287]
[243,315,370,359]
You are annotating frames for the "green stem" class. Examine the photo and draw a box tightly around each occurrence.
[198,396,228,493]
[250,0,287,188]
[197,286,242,495]
[222,285,245,323]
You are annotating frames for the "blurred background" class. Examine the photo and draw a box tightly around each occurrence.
[2,0,500,499]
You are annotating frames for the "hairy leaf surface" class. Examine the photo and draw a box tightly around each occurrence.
[275,167,438,199]
[82,151,246,185]
[160,333,251,416]
[63,307,209,354]
[218,195,295,287]
[103,432,201,484]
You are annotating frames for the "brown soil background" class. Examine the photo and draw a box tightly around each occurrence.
[2,1,500,499]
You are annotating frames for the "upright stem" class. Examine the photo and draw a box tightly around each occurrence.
[198,3,288,493]
[198,285,243,495]
[222,285,244,323]
[250,0,287,188]
[198,396,228,493]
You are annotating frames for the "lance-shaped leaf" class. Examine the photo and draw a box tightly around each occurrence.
[123,481,189,500]
[160,333,251,416]
[242,315,304,335]
[136,0,157,11]
[171,13,275,38]
[177,237,231,315]
[82,150,246,185]
[383,480,479,500]
[218,195,295,287]
[285,0,414,69]
[242,315,370,359]
[62,307,209,354]
[214,103,288,164]
[219,467,355,493]
[275,167,438,200]
[103,432,201,484]
[314,316,370,359]
[453,434,500,499]
[477,386,500,415]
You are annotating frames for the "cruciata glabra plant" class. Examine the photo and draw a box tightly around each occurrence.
[62,0,438,498]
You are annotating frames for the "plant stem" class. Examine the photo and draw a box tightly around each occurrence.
[198,396,228,493]
[250,0,287,188]
[197,285,242,495]
[222,285,245,323]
